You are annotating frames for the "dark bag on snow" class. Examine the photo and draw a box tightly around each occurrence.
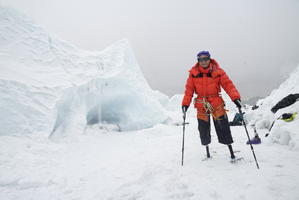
[229,112,243,126]
[271,93,299,113]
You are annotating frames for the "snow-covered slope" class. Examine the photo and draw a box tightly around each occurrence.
[245,65,299,150]
[0,7,168,137]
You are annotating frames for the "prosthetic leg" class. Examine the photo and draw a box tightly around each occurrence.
[228,144,235,159]
[206,145,211,158]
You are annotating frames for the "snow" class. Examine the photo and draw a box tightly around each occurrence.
[245,65,299,150]
[1,117,299,200]
[0,7,168,137]
[1,6,299,200]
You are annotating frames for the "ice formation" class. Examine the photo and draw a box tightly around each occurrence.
[0,7,168,138]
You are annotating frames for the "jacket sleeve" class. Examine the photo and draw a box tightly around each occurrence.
[182,72,195,106]
[219,69,241,101]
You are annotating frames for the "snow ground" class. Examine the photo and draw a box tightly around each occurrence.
[1,114,299,200]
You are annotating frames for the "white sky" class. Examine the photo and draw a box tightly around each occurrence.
[3,0,299,99]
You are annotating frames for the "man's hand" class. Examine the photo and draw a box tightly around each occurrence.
[182,105,189,113]
[234,99,242,108]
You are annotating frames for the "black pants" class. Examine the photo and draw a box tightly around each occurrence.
[198,114,233,145]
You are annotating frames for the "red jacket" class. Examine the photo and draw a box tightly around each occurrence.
[182,59,240,113]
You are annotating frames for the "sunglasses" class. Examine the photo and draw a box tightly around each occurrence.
[197,57,210,62]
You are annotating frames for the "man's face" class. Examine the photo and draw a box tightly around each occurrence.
[198,56,210,68]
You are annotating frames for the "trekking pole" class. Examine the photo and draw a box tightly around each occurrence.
[238,107,260,169]
[181,110,186,166]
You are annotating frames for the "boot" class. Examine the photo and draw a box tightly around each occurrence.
[246,135,261,145]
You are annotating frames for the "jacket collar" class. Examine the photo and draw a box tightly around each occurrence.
[189,59,220,76]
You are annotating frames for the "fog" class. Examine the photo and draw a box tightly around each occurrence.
[3,0,299,100]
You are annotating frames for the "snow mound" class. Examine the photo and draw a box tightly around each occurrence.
[0,7,168,137]
[245,65,299,150]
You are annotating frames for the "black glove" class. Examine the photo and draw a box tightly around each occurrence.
[182,105,189,113]
[234,99,242,108]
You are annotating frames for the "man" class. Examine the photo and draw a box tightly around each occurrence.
[182,51,242,160]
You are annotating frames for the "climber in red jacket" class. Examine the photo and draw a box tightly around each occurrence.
[182,51,242,160]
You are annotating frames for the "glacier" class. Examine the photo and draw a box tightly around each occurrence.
[0,7,168,138]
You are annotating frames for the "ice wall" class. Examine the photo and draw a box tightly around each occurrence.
[0,7,168,137]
